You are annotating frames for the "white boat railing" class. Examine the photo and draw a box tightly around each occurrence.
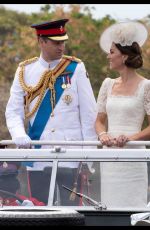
[1,140,150,146]
[0,147,150,161]
[0,141,150,211]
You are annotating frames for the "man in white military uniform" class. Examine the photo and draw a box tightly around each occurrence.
[5,18,97,205]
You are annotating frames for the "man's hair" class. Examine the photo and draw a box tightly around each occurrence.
[38,36,49,43]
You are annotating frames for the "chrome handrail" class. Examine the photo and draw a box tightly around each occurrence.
[1,140,150,146]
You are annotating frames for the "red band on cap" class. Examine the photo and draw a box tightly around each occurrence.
[36,27,66,35]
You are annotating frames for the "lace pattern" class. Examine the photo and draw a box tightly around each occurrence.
[143,80,150,115]
[97,78,111,113]
[98,77,149,208]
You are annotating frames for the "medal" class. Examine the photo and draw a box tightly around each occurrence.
[62,94,73,105]
[66,83,71,88]
[66,75,71,88]
[51,112,54,117]
[61,76,67,89]
[61,83,67,89]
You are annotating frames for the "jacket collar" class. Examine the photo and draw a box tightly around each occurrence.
[39,54,62,69]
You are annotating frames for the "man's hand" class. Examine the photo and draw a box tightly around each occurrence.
[13,135,31,148]
[16,199,34,206]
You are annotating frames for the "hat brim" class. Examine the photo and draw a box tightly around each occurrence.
[48,34,68,41]
[99,21,148,53]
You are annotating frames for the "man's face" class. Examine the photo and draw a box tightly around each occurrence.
[39,37,66,61]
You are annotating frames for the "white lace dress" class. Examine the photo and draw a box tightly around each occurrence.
[97,77,150,209]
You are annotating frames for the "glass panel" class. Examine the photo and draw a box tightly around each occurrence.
[54,161,101,207]
[148,162,150,204]
[100,161,148,209]
[54,160,150,210]
[0,159,150,210]
[0,161,52,206]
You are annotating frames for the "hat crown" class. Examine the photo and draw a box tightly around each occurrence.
[100,21,148,53]
[31,18,69,29]
[31,19,69,41]
[110,21,147,46]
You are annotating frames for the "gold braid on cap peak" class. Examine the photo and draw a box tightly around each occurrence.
[63,55,81,63]
[19,57,71,119]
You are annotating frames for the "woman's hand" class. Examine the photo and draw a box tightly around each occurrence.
[98,133,114,147]
[114,135,129,147]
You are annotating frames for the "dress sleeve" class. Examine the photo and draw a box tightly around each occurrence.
[97,77,111,114]
[144,80,150,115]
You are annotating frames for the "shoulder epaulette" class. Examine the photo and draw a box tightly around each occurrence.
[19,57,38,67]
[63,55,81,63]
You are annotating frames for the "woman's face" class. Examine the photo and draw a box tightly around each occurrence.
[107,42,126,71]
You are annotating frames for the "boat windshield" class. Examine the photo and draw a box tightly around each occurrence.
[0,143,150,212]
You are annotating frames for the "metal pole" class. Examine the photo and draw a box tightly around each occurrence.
[1,140,150,146]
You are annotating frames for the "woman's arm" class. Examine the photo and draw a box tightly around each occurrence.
[95,113,114,147]
[95,113,107,135]
[115,115,150,147]
[129,115,150,141]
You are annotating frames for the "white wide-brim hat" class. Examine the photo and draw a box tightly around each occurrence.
[99,21,148,53]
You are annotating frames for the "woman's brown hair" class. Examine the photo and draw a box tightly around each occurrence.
[115,42,143,69]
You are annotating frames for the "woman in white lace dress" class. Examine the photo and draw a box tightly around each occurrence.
[95,21,150,208]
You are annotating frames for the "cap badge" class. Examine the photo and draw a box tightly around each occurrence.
[60,26,63,31]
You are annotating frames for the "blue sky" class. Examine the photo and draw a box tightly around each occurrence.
[1,4,150,21]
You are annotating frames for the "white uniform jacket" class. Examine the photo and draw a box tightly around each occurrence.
[5,55,97,169]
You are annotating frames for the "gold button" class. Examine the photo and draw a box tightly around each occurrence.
[51,128,55,132]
